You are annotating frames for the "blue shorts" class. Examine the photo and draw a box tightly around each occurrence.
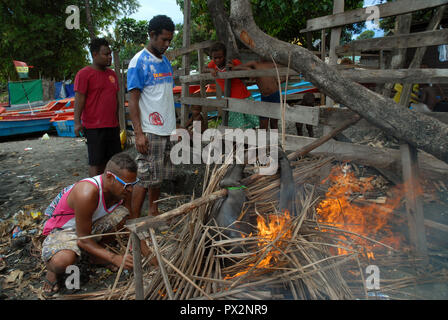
[260,91,281,121]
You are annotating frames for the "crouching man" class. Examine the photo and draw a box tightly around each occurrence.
[40,152,139,295]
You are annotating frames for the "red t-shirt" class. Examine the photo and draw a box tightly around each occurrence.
[74,66,119,129]
[207,59,251,99]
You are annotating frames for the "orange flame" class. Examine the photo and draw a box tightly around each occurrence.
[224,211,292,279]
[316,165,407,258]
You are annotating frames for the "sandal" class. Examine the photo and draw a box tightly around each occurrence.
[42,277,60,298]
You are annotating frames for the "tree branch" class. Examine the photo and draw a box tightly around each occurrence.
[229,0,448,164]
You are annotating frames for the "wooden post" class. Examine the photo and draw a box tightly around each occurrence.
[382,14,412,98]
[149,228,175,299]
[320,29,327,105]
[181,0,191,127]
[400,144,428,263]
[113,50,126,132]
[132,232,144,300]
[326,0,344,108]
[397,6,446,263]
[198,48,208,123]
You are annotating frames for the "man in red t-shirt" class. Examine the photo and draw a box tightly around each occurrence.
[205,42,259,129]
[74,38,122,177]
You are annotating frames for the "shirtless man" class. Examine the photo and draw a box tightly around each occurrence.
[232,59,284,130]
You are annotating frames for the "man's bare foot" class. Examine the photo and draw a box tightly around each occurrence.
[42,271,60,297]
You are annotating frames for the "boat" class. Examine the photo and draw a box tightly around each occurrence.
[0,98,74,137]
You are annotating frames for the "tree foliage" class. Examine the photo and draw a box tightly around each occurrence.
[356,30,375,40]
[176,0,365,49]
[0,0,139,83]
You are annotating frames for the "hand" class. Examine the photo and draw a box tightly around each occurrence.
[112,253,133,270]
[211,69,218,77]
[226,62,234,69]
[74,123,84,137]
[135,132,149,155]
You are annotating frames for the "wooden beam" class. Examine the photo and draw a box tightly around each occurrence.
[126,189,228,236]
[285,135,448,180]
[326,0,344,108]
[165,40,215,60]
[132,232,144,300]
[339,68,448,84]
[336,29,448,55]
[301,0,448,32]
[180,68,299,83]
[180,0,191,127]
[400,143,429,262]
[319,106,448,126]
[225,98,319,126]
[180,96,228,108]
[181,68,448,84]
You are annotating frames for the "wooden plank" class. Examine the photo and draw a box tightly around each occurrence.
[400,143,429,262]
[321,29,327,105]
[149,228,174,300]
[180,96,228,108]
[301,0,448,32]
[326,0,344,108]
[336,29,448,55]
[225,98,319,126]
[424,219,448,233]
[132,232,144,300]
[180,68,299,83]
[180,0,191,127]
[181,67,448,85]
[319,106,448,126]
[165,40,215,60]
[340,68,448,84]
[284,135,448,180]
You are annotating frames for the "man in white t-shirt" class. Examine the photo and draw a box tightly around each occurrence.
[127,15,176,218]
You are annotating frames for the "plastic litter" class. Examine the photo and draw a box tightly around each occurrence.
[12,226,22,239]
[30,211,42,219]
[41,133,50,140]
[24,148,32,151]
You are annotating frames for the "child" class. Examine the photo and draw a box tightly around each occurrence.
[184,105,207,137]
[232,58,286,130]
[205,42,259,129]
[296,92,315,137]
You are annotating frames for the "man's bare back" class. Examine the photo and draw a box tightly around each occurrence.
[233,60,282,96]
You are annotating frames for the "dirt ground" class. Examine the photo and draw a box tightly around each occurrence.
[1,123,448,300]
[0,131,200,300]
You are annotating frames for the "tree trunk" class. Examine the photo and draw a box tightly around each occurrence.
[84,0,96,41]
[229,0,448,165]
[207,0,240,60]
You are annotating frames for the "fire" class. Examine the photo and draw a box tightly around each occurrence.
[316,165,406,258]
[224,211,292,279]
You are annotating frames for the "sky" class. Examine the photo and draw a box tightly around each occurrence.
[129,0,184,24]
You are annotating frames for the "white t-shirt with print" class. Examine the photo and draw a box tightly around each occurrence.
[127,48,176,136]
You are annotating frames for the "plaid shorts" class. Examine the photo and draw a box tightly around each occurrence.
[41,206,129,262]
[136,133,175,188]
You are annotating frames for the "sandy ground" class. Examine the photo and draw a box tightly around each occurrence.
[0,131,201,299]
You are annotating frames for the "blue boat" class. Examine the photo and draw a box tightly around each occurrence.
[0,117,53,137]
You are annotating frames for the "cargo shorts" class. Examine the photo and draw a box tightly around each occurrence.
[135,133,175,188]
[41,206,129,263]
